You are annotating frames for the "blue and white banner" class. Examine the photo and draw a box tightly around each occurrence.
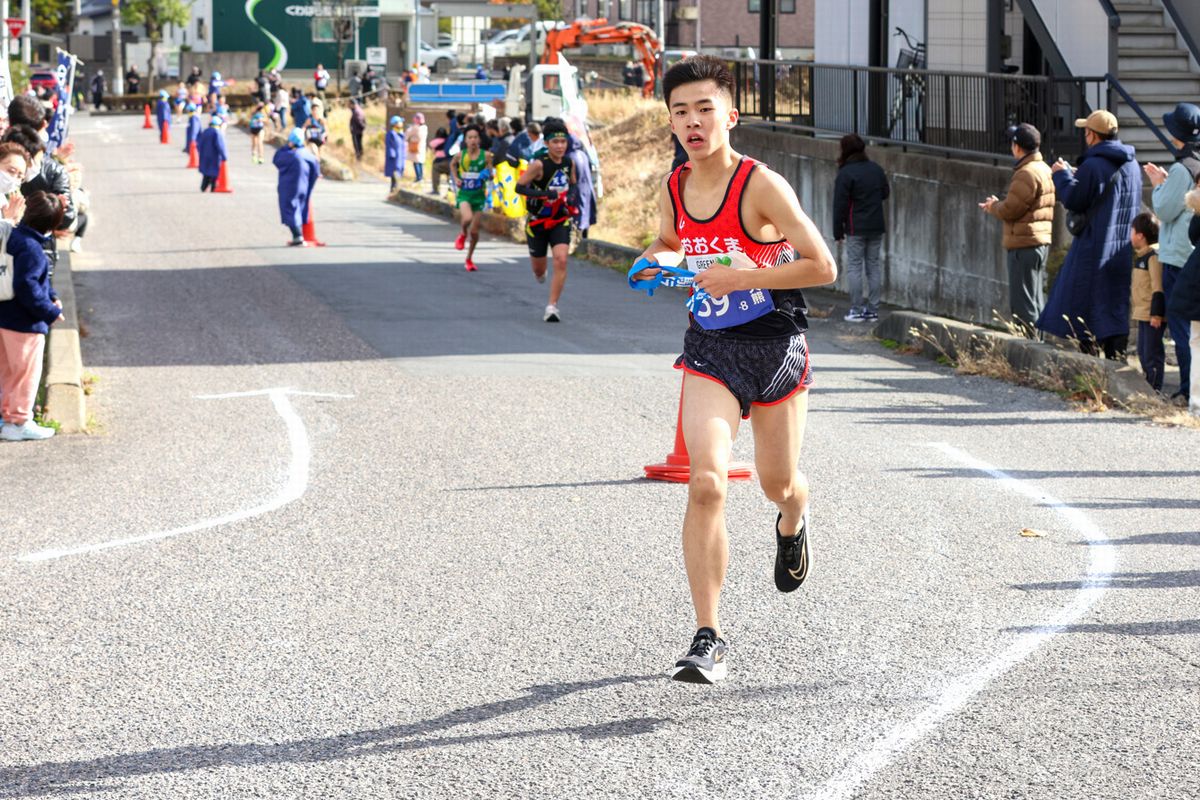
[46,49,79,155]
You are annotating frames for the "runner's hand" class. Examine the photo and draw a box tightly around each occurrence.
[694,253,755,298]
[631,257,661,282]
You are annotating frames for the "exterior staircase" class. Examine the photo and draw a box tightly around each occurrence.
[1114,0,1200,163]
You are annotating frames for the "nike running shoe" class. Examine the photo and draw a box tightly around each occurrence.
[861,310,880,323]
[671,627,727,684]
[543,304,560,322]
[464,259,477,272]
[843,308,865,322]
[774,509,811,593]
[454,233,466,251]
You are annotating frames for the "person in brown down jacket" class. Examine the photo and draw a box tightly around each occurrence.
[980,123,1056,330]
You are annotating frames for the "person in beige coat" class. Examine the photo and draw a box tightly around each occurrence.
[980,123,1056,329]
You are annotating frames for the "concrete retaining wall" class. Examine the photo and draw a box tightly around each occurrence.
[731,125,1066,325]
[43,251,87,433]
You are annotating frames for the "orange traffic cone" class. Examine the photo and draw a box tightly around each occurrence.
[186,141,198,168]
[214,160,232,193]
[302,203,326,246]
[160,119,170,144]
[143,104,153,129]
[643,378,754,483]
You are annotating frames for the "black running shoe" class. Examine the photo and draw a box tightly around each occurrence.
[774,509,810,593]
[670,627,728,684]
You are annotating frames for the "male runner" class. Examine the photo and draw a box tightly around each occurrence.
[450,125,491,272]
[516,117,576,322]
[633,56,837,684]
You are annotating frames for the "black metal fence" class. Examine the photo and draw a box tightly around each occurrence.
[729,59,1111,163]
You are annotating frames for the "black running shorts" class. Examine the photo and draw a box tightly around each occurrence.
[526,217,571,258]
[674,327,812,418]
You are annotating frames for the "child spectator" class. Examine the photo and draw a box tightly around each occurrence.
[1130,212,1166,392]
[429,127,450,196]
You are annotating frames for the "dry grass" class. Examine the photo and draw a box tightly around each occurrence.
[589,102,674,249]
[584,88,663,126]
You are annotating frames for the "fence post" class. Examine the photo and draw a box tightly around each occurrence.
[852,69,859,134]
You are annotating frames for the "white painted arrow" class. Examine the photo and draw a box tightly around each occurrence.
[19,388,352,563]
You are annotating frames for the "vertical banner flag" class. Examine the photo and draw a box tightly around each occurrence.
[46,48,79,154]
[0,56,12,115]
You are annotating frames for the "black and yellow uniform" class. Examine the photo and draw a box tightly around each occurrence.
[523,154,575,257]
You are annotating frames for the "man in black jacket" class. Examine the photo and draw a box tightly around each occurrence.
[832,134,890,322]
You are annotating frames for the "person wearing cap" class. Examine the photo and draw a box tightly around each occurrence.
[273,128,321,246]
[980,122,1055,331]
[384,115,406,193]
[1039,109,1142,360]
[1143,102,1200,403]
[154,90,171,138]
[182,102,202,155]
[196,115,227,192]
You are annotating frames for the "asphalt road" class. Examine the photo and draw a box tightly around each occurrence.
[1,115,1196,799]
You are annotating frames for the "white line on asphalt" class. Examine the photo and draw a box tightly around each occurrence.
[17,388,352,563]
[807,442,1116,800]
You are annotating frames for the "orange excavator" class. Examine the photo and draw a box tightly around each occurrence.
[542,18,663,98]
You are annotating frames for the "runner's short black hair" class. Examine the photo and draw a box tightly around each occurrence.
[1132,211,1160,244]
[462,124,484,142]
[663,55,734,107]
[542,117,568,139]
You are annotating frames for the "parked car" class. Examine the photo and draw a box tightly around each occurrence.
[30,70,58,93]
[437,32,456,49]
[418,41,458,74]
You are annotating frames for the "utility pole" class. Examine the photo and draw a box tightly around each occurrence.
[759,0,776,121]
[112,0,124,95]
[20,0,29,62]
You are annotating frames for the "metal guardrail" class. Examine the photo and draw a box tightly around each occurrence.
[728,59,1107,163]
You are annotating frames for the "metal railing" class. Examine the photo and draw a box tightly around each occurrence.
[730,60,1108,163]
[1105,72,1177,156]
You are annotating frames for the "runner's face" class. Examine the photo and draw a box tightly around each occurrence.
[466,130,480,151]
[547,136,568,159]
[669,80,737,158]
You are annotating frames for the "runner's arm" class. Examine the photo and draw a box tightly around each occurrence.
[515,160,553,197]
[694,169,836,296]
[633,174,685,278]
[450,153,461,189]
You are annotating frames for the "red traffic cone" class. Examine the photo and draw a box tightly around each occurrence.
[160,119,170,144]
[186,141,198,169]
[143,104,153,129]
[214,160,232,193]
[643,378,754,483]
[302,203,326,246]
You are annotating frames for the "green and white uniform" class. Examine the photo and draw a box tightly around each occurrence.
[455,150,488,212]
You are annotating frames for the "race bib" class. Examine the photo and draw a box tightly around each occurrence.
[685,253,775,330]
[460,171,483,190]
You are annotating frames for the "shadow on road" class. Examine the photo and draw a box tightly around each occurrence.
[1013,569,1200,591]
[1004,619,1200,636]
[0,674,665,797]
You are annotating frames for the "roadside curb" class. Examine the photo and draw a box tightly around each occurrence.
[43,251,87,433]
[873,310,1155,408]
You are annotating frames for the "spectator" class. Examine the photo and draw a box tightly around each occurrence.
[313,63,330,99]
[0,191,64,440]
[406,111,428,182]
[89,70,106,110]
[125,65,141,95]
[1040,110,1142,360]
[430,126,451,196]
[7,95,45,129]
[185,66,203,90]
[475,64,489,80]
[832,133,890,323]
[274,84,289,129]
[348,99,366,161]
[1129,212,1166,392]
[506,120,541,166]
[348,69,362,101]
[183,102,201,156]
[4,126,76,247]
[446,109,460,148]
[274,129,320,246]
[255,69,271,104]
[567,134,597,238]
[980,122,1055,331]
[384,115,405,193]
[487,118,510,169]
[1144,102,1200,403]
[362,66,378,97]
[622,60,639,87]
[1168,186,1200,415]
[290,88,312,130]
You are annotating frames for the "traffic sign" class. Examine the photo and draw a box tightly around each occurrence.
[5,18,25,40]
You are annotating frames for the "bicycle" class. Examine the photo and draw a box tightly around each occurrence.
[887,27,927,139]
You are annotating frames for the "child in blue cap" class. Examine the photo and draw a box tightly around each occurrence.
[384,115,406,193]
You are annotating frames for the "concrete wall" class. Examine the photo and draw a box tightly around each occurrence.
[732,125,1040,323]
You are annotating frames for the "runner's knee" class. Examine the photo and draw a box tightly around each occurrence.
[688,468,728,509]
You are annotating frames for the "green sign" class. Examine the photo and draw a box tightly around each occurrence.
[213,0,380,71]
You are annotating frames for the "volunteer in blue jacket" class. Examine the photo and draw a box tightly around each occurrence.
[197,115,227,192]
[273,129,321,246]
[183,102,202,154]
[1039,110,1143,359]
[154,90,171,137]
[0,191,64,441]
[384,115,405,193]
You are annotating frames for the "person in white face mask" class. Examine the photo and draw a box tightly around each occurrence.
[0,142,29,221]
[1,126,78,255]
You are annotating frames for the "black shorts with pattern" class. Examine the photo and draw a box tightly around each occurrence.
[674,326,813,418]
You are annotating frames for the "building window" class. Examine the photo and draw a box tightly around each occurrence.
[749,0,796,11]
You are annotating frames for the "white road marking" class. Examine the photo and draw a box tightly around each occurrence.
[17,388,351,563]
[807,442,1116,800]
